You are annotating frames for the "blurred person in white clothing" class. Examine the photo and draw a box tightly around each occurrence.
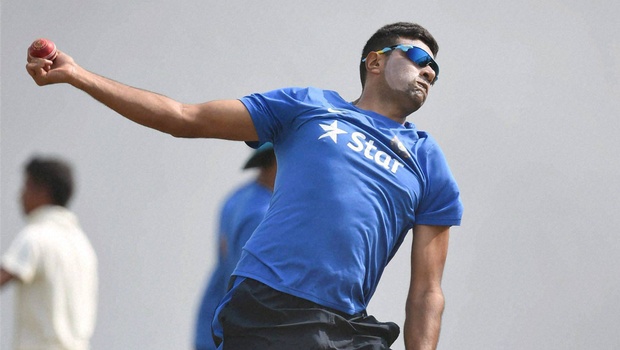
[1,156,98,350]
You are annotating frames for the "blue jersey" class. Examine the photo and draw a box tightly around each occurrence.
[195,181,272,350]
[233,86,463,315]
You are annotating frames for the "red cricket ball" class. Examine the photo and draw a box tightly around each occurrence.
[28,38,58,60]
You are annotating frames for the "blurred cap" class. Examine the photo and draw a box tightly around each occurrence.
[243,142,275,169]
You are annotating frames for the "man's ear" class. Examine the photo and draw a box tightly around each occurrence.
[364,51,383,76]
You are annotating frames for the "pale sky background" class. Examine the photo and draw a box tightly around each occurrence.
[2,1,619,349]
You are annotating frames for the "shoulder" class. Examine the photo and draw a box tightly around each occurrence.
[411,131,447,161]
[220,181,256,212]
[13,223,46,245]
[242,86,337,104]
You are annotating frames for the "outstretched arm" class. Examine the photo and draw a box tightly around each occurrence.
[404,224,450,350]
[26,50,258,141]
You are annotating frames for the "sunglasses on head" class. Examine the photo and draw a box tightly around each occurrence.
[362,44,439,84]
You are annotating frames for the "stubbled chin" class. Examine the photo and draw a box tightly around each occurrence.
[410,90,426,108]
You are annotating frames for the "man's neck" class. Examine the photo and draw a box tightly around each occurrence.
[353,92,411,125]
[256,169,276,191]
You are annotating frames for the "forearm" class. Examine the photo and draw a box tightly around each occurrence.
[69,65,194,137]
[404,290,445,350]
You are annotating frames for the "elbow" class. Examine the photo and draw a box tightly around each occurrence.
[403,287,445,348]
[406,288,445,315]
[167,105,202,138]
[165,126,192,138]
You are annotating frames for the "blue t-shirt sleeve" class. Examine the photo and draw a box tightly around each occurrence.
[416,140,463,226]
[240,87,318,144]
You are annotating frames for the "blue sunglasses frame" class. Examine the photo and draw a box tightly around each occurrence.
[362,44,439,84]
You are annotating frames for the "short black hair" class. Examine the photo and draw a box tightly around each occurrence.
[359,22,439,88]
[25,156,74,207]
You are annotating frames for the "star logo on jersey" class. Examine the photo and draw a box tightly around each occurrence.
[318,120,347,143]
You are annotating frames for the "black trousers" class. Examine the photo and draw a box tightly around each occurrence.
[215,278,400,350]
